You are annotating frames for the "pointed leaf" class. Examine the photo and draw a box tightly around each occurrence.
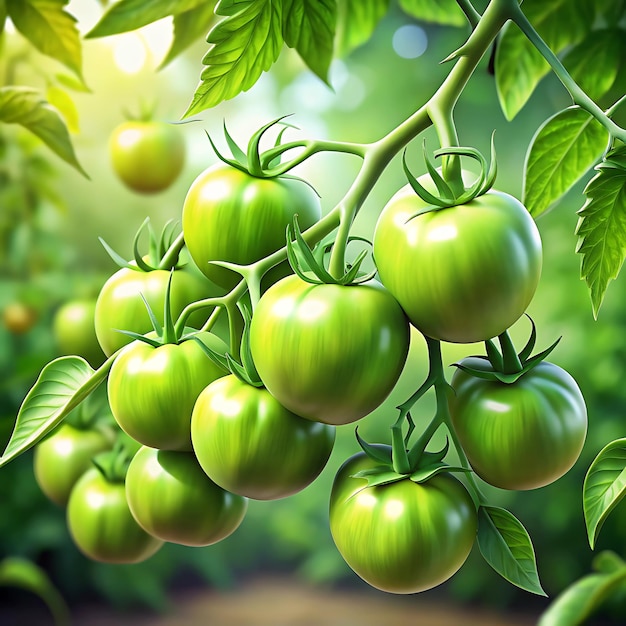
[98,237,132,269]
[6,0,83,81]
[335,0,389,57]
[0,86,86,176]
[183,0,284,116]
[283,0,335,83]
[46,85,79,134]
[477,505,546,596]
[191,336,229,372]
[518,316,537,362]
[538,568,626,626]
[86,0,206,38]
[223,121,248,168]
[0,356,111,467]
[575,146,626,318]
[160,2,219,69]
[399,0,465,26]
[524,107,609,217]
[583,438,626,549]
[410,463,470,483]
[350,467,407,488]
[355,428,393,465]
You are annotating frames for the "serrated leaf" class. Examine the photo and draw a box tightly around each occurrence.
[495,0,589,120]
[477,505,546,596]
[86,0,206,38]
[183,0,283,116]
[159,2,218,69]
[0,86,87,176]
[283,0,335,83]
[335,0,389,57]
[399,0,465,26]
[538,569,626,626]
[575,147,626,318]
[524,108,609,217]
[583,438,626,549]
[0,356,110,467]
[6,0,83,82]
[562,29,624,102]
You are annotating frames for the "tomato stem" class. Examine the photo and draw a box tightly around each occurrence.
[498,330,523,374]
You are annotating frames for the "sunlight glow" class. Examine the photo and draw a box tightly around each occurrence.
[112,34,147,74]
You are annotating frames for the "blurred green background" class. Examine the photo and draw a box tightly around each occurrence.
[1,1,626,623]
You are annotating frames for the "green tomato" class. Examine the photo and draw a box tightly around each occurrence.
[67,468,163,564]
[249,275,410,426]
[191,375,335,500]
[182,164,321,289]
[95,263,220,357]
[107,333,227,451]
[125,447,247,547]
[449,357,588,490]
[109,120,185,194]
[33,424,112,506]
[53,299,105,367]
[329,449,477,594]
[373,181,542,343]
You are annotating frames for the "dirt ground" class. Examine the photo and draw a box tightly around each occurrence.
[60,577,543,626]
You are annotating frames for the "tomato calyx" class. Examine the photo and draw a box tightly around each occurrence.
[99,217,187,273]
[403,134,497,217]
[454,316,562,384]
[91,435,136,484]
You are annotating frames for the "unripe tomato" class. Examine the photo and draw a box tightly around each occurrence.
[182,164,321,289]
[330,450,477,594]
[2,302,37,334]
[125,447,247,546]
[53,299,105,367]
[191,375,335,500]
[373,179,542,343]
[449,357,588,490]
[67,468,163,564]
[34,423,112,506]
[109,120,185,194]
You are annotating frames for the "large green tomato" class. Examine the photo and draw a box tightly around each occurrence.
[329,449,477,594]
[107,333,227,450]
[182,164,321,289]
[33,424,112,506]
[373,181,542,343]
[95,263,220,357]
[125,447,247,546]
[249,275,410,425]
[109,120,185,194]
[67,468,163,564]
[53,299,105,367]
[449,357,588,490]
[191,375,335,500]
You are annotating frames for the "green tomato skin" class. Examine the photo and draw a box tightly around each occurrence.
[107,333,227,451]
[191,375,335,500]
[53,299,105,367]
[109,121,185,194]
[125,447,247,547]
[95,263,220,357]
[182,164,321,290]
[329,451,477,594]
[67,469,163,564]
[373,183,542,343]
[449,358,588,490]
[34,424,112,506]
[249,276,410,426]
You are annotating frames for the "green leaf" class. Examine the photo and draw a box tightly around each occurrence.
[575,146,626,318]
[46,85,80,134]
[399,0,465,26]
[562,29,625,102]
[538,569,626,626]
[159,2,218,69]
[6,0,83,81]
[86,0,206,38]
[283,0,336,83]
[495,0,589,120]
[477,505,546,596]
[0,356,110,467]
[583,438,626,549]
[183,0,284,116]
[335,0,389,57]
[524,107,609,217]
[0,86,87,176]
[0,557,70,626]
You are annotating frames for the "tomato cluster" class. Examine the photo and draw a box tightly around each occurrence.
[32,151,587,592]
